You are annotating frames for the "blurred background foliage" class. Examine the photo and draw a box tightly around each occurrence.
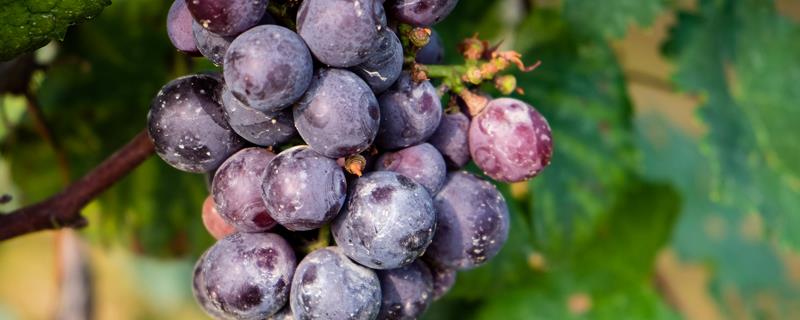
[0,0,799,319]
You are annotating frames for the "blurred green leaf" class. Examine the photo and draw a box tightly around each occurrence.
[665,0,800,250]
[0,0,110,60]
[563,0,666,39]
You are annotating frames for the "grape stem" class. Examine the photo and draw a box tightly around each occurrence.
[305,224,331,253]
[0,130,155,241]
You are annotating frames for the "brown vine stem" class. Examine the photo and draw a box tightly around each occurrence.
[0,130,155,241]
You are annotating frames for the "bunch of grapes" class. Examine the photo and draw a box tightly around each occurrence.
[155,0,553,319]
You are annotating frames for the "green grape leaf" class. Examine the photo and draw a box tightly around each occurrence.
[563,0,666,39]
[664,0,800,251]
[513,9,638,257]
[0,0,111,60]
[636,116,800,318]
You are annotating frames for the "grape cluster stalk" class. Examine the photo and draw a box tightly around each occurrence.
[158,0,554,318]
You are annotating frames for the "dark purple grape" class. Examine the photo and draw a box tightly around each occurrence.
[192,251,226,318]
[427,263,456,300]
[297,0,386,67]
[415,29,444,64]
[424,171,509,270]
[186,0,267,36]
[351,30,404,94]
[196,233,296,319]
[290,247,381,320]
[377,260,434,320]
[293,69,380,158]
[167,0,200,55]
[389,0,459,27]
[261,146,347,231]
[427,112,470,169]
[221,87,296,147]
[375,143,447,195]
[147,74,245,173]
[332,171,436,269]
[192,20,234,66]
[469,98,553,182]
[212,147,278,233]
[224,25,313,113]
[377,73,442,150]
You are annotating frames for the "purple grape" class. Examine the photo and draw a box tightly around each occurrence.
[147,74,245,173]
[351,29,404,94]
[212,147,278,233]
[332,171,436,269]
[377,73,442,150]
[186,0,267,36]
[167,0,200,55]
[224,25,314,113]
[424,171,509,270]
[389,0,459,27]
[377,260,434,320]
[221,87,296,147]
[427,263,456,300]
[261,146,347,231]
[427,111,470,169]
[297,0,386,67]
[415,29,444,64]
[375,143,447,195]
[290,247,381,320]
[469,98,553,182]
[192,20,234,66]
[196,233,296,319]
[293,69,380,158]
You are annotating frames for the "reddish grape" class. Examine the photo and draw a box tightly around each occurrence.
[201,195,236,240]
[468,98,553,182]
[167,0,200,55]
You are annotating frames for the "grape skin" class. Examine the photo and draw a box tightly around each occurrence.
[297,0,386,67]
[192,20,234,66]
[167,0,200,55]
[375,143,447,195]
[293,69,381,158]
[389,0,460,27]
[261,146,347,231]
[377,73,443,150]
[377,260,434,320]
[186,0,266,36]
[197,233,296,319]
[415,29,444,64]
[351,29,404,94]
[192,251,227,319]
[201,195,236,239]
[147,74,245,173]
[332,171,437,270]
[266,306,294,320]
[212,147,278,233]
[221,87,296,147]
[427,112,471,169]
[469,98,553,182]
[290,247,381,320]
[424,171,509,270]
[224,25,314,113]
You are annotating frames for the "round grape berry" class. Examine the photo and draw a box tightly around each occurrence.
[221,87,296,147]
[167,0,200,55]
[424,171,509,270]
[147,74,245,173]
[377,260,434,319]
[186,0,266,36]
[212,147,278,233]
[351,29,404,94]
[290,247,381,320]
[469,98,553,182]
[388,0,460,27]
[375,143,447,195]
[201,195,236,239]
[333,171,437,269]
[377,73,443,150]
[428,111,471,169]
[261,146,347,231]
